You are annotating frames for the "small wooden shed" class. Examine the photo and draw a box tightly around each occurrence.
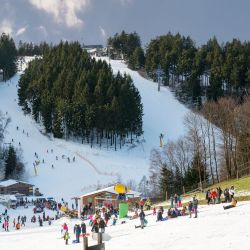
[78,186,141,214]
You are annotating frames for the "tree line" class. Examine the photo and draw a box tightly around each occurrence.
[145,33,250,105]
[18,41,143,149]
[17,41,50,56]
[145,96,250,199]
[108,32,250,105]
[0,33,17,80]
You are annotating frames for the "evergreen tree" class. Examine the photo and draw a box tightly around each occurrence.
[4,146,24,180]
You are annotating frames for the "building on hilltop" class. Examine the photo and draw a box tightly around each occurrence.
[82,44,106,57]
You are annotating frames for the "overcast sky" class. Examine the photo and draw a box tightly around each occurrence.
[0,0,250,46]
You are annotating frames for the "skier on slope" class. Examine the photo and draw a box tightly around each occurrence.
[139,210,145,229]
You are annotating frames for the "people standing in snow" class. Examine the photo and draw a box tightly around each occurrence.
[139,210,145,229]
[99,218,106,233]
[178,195,182,207]
[81,222,86,235]
[188,201,193,218]
[64,230,70,245]
[4,219,9,231]
[193,197,198,218]
[74,224,81,243]
[224,188,230,203]
[174,194,178,207]
[206,189,211,205]
[229,186,235,201]
[153,207,156,216]
[170,195,174,208]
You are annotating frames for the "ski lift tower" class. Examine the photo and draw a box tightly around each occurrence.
[157,64,162,92]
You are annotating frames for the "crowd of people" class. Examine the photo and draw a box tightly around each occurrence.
[205,186,235,205]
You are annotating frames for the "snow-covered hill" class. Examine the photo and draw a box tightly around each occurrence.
[0,57,188,199]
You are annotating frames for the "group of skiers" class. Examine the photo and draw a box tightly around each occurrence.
[206,186,235,205]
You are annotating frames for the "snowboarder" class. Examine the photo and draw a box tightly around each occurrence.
[73,156,75,162]
[56,156,58,160]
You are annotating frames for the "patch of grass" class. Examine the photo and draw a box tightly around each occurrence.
[154,176,250,208]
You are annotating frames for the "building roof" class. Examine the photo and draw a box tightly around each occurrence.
[79,186,141,198]
[0,179,34,187]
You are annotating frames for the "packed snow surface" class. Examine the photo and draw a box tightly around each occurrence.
[0,57,188,199]
[0,201,249,250]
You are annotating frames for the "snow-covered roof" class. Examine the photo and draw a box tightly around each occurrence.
[0,194,17,201]
[79,186,141,198]
[0,179,34,187]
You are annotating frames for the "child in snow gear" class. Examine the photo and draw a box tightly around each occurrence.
[64,230,70,245]
[153,207,156,216]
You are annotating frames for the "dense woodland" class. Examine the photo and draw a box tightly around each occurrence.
[17,41,50,56]
[107,32,250,197]
[0,33,17,80]
[18,42,143,149]
[145,33,250,105]
[107,31,145,70]
[109,32,250,106]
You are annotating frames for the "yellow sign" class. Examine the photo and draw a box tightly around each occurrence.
[114,183,127,194]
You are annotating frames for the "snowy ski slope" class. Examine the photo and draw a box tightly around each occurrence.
[0,57,188,199]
